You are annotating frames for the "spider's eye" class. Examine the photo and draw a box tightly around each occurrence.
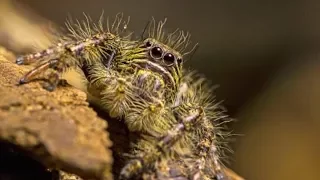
[145,41,152,47]
[163,53,175,66]
[150,47,163,59]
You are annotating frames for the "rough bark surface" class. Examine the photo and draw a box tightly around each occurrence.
[0,47,113,180]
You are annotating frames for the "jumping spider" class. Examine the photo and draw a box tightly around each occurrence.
[16,13,241,180]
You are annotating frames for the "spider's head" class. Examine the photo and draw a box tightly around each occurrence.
[134,38,184,88]
[117,19,196,93]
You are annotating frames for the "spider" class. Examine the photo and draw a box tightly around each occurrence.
[15,13,241,180]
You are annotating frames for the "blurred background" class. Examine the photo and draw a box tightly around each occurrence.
[1,0,320,179]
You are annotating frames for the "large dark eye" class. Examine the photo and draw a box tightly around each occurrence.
[150,47,163,59]
[163,53,175,66]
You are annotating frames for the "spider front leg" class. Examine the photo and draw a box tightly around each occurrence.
[120,80,230,180]
[16,33,118,91]
[17,53,75,91]
[16,43,65,65]
[18,59,58,84]
[119,106,204,180]
[169,105,227,180]
[16,42,78,91]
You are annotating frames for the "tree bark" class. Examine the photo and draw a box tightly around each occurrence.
[0,47,113,180]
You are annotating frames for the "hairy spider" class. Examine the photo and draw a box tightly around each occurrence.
[15,13,242,180]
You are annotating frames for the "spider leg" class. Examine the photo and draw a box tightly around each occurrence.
[16,43,76,91]
[16,32,115,66]
[16,45,63,65]
[19,59,58,84]
[17,51,76,91]
[17,33,118,91]
[174,85,229,180]
[120,79,230,180]
[119,107,204,180]
[85,62,136,118]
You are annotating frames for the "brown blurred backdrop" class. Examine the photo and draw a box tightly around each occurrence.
[2,0,320,179]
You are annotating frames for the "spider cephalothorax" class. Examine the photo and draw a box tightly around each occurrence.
[112,37,184,98]
[15,13,241,180]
